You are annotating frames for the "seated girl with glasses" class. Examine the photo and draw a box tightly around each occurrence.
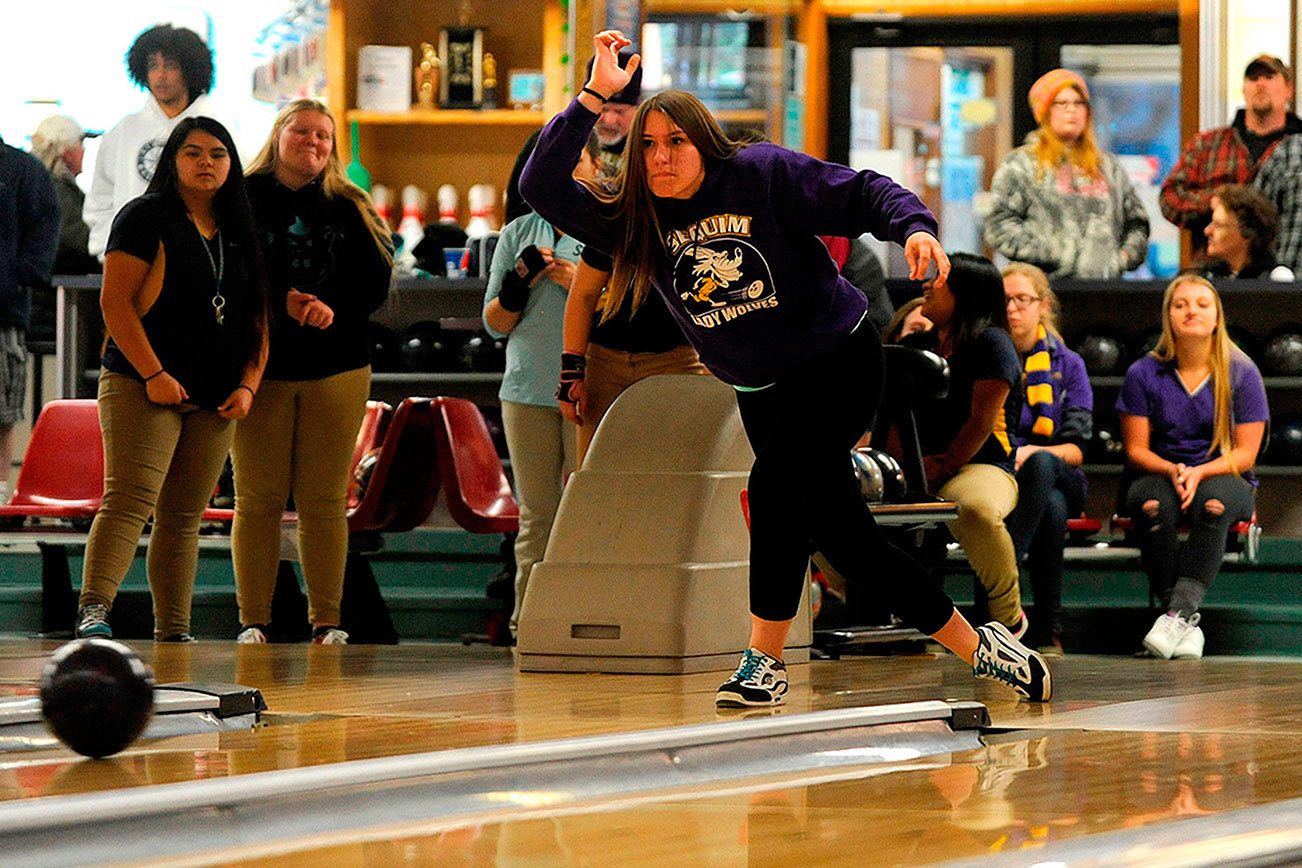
[1000,263,1094,655]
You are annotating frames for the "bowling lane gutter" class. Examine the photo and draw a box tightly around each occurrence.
[0,700,986,865]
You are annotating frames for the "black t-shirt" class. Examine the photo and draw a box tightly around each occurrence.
[914,326,1022,471]
[247,174,392,381]
[580,246,689,353]
[102,193,256,409]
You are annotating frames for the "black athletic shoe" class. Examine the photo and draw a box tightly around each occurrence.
[157,633,196,643]
[974,621,1052,702]
[716,648,789,707]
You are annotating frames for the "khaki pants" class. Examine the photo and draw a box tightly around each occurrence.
[939,462,1023,627]
[80,372,235,638]
[579,343,708,465]
[502,399,577,634]
[231,366,371,628]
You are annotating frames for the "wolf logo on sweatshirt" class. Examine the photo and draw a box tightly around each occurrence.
[665,214,777,329]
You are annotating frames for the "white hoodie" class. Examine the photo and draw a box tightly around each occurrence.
[83,94,216,258]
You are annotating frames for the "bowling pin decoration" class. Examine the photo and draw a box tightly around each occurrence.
[437,184,460,225]
[345,120,371,192]
[396,185,426,269]
[372,183,394,227]
[466,184,497,239]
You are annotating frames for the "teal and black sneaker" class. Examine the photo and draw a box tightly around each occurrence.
[716,648,789,708]
[974,621,1052,702]
[74,604,112,639]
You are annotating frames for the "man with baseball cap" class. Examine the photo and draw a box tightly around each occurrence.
[1253,56,1302,273]
[1161,54,1302,256]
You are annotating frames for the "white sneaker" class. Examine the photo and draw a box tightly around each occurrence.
[973,621,1052,702]
[236,625,268,644]
[312,627,349,645]
[1172,614,1204,659]
[1143,612,1198,660]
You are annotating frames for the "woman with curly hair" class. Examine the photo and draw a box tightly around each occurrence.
[85,23,218,258]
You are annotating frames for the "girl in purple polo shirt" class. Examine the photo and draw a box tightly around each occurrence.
[1002,263,1094,655]
[1118,275,1268,660]
[521,31,1052,706]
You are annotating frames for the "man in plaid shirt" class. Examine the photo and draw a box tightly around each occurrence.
[1256,119,1302,273]
[1161,55,1301,258]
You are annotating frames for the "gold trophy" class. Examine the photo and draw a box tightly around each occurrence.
[415,42,441,110]
[483,53,498,109]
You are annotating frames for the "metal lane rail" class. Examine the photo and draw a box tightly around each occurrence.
[0,700,988,866]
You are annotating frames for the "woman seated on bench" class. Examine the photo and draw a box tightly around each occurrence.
[915,253,1028,639]
[1001,263,1093,656]
[1118,274,1268,660]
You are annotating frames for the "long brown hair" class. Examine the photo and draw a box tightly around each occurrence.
[245,99,393,265]
[1032,84,1102,181]
[594,90,741,323]
[1149,274,1242,464]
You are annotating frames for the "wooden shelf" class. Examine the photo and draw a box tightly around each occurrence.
[711,109,770,124]
[347,109,546,126]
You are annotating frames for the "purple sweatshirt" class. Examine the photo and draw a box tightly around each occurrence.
[520,99,938,387]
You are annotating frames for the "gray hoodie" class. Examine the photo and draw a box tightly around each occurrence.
[984,135,1150,279]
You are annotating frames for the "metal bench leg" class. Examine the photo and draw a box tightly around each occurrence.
[38,542,76,637]
[269,560,311,642]
[340,553,399,645]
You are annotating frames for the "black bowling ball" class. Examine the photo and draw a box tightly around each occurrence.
[368,322,401,372]
[1268,416,1302,465]
[851,449,885,503]
[1262,330,1302,376]
[1132,326,1164,361]
[460,332,507,372]
[1088,426,1125,464]
[1227,326,1259,362]
[400,321,457,372]
[1074,331,1127,375]
[41,638,154,759]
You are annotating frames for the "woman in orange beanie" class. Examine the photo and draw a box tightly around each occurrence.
[985,69,1150,279]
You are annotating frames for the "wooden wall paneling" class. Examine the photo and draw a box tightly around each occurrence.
[800,0,829,158]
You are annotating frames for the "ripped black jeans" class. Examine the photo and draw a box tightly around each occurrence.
[1124,472,1254,617]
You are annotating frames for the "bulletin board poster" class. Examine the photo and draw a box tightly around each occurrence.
[605,0,642,42]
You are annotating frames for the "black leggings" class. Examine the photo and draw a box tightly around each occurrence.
[735,322,955,633]
[1005,450,1086,639]
[1124,472,1255,616]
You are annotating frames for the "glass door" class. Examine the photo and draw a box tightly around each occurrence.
[829,16,1178,275]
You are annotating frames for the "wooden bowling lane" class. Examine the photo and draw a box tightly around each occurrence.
[196,726,1302,867]
[6,636,1302,809]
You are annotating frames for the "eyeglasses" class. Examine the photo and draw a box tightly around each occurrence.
[1050,98,1089,112]
[1006,294,1041,310]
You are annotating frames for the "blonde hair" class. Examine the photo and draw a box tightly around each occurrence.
[245,99,393,265]
[1032,85,1102,181]
[1149,274,1241,465]
[592,90,741,324]
[1001,262,1061,339]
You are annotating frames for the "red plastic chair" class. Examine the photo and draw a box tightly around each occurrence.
[347,397,441,534]
[432,397,518,534]
[0,399,103,522]
[347,400,394,511]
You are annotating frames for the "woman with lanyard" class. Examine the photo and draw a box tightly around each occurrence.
[76,116,267,641]
[522,31,1052,706]
[233,99,394,646]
